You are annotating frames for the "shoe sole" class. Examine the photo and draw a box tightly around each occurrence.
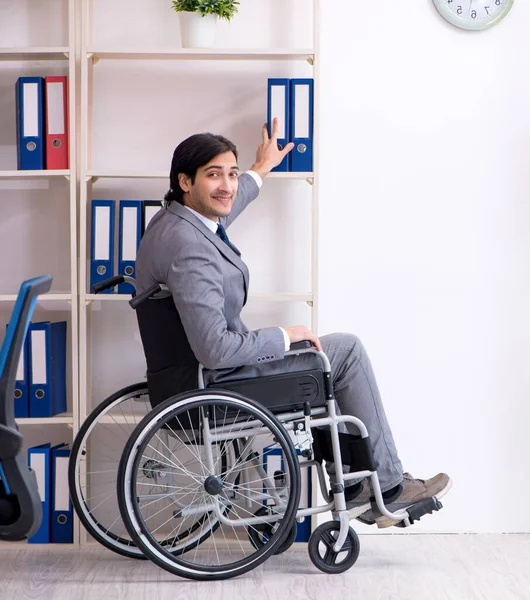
[374,477,453,529]
[347,502,372,520]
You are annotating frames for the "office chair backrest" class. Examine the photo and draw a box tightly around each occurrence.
[0,275,52,541]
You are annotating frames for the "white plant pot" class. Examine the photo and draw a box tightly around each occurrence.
[180,12,218,49]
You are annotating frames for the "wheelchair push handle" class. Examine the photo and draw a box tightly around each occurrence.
[128,284,162,310]
[92,275,125,294]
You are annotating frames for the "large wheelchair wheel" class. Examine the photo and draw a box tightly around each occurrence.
[69,383,229,559]
[117,390,301,581]
[69,383,150,558]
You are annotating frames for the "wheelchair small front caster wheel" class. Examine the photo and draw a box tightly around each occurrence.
[308,521,360,574]
[247,506,298,555]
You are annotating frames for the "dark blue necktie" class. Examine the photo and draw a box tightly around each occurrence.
[216,223,241,256]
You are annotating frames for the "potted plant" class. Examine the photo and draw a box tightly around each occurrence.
[171,0,240,48]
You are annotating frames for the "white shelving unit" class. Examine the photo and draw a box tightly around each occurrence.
[0,0,78,546]
[88,48,314,61]
[0,48,70,62]
[73,0,318,548]
[0,170,71,179]
[86,170,313,181]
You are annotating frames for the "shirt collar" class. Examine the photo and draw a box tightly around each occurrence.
[183,205,218,233]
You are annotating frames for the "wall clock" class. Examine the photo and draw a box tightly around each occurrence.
[432,0,514,30]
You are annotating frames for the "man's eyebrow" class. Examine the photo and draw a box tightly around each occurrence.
[204,165,239,171]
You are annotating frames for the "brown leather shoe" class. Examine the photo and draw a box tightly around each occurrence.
[371,472,452,528]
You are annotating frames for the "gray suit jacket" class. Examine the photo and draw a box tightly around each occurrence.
[135,173,287,404]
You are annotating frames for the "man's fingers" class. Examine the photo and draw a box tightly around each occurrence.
[281,142,295,156]
[262,122,269,143]
[311,334,322,352]
[270,116,279,139]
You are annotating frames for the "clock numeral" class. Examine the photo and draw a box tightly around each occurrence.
[485,6,490,14]
[447,0,453,3]
[495,0,501,5]
[457,5,462,14]
[471,9,477,18]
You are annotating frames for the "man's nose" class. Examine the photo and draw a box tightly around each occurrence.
[218,175,233,192]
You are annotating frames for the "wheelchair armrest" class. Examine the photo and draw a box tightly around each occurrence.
[197,340,332,390]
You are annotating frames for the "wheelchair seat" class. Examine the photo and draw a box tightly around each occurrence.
[207,368,328,414]
[0,275,52,541]
[135,292,329,415]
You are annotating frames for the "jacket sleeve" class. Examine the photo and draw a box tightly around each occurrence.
[165,230,286,370]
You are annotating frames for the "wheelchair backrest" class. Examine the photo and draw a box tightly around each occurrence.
[0,275,52,541]
[135,295,200,408]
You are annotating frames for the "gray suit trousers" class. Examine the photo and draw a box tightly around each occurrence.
[319,333,404,491]
[209,332,404,492]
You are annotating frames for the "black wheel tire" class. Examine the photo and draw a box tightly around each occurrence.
[69,382,149,559]
[308,521,360,574]
[117,389,301,580]
[247,506,298,555]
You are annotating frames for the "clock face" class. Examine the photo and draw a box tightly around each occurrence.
[433,0,515,30]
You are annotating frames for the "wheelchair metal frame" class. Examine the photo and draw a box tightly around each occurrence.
[201,347,410,553]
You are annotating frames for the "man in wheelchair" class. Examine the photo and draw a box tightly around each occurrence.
[134,119,452,532]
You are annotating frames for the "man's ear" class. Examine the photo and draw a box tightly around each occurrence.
[178,173,191,193]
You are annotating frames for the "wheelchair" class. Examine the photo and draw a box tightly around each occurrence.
[69,275,444,581]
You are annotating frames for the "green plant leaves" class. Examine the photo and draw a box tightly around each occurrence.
[171,0,240,21]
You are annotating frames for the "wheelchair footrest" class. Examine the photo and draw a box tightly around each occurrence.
[398,497,443,527]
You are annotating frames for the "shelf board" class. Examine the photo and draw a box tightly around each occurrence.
[88,48,314,61]
[0,293,71,303]
[0,170,70,180]
[86,292,312,303]
[16,412,73,426]
[0,47,70,61]
[0,540,76,549]
[0,294,72,311]
[87,170,312,180]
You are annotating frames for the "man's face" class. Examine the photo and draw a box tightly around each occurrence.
[179,151,239,221]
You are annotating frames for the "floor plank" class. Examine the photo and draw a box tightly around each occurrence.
[0,534,528,600]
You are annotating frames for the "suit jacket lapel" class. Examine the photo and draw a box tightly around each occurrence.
[168,202,250,304]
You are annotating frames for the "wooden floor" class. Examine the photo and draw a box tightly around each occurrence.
[1,534,529,600]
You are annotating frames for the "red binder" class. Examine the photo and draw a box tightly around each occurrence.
[44,76,69,169]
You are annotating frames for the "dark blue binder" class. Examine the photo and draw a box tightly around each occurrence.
[118,200,142,294]
[262,446,312,542]
[142,200,163,235]
[5,323,29,418]
[51,444,73,543]
[267,78,291,172]
[28,321,67,418]
[290,78,314,172]
[28,443,52,543]
[15,77,45,170]
[90,200,115,293]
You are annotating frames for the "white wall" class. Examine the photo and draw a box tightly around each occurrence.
[80,0,530,533]
[318,1,530,533]
[3,0,529,534]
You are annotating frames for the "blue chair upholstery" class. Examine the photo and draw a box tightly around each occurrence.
[0,275,52,541]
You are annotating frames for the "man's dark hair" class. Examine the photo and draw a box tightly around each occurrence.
[164,133,238,206]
